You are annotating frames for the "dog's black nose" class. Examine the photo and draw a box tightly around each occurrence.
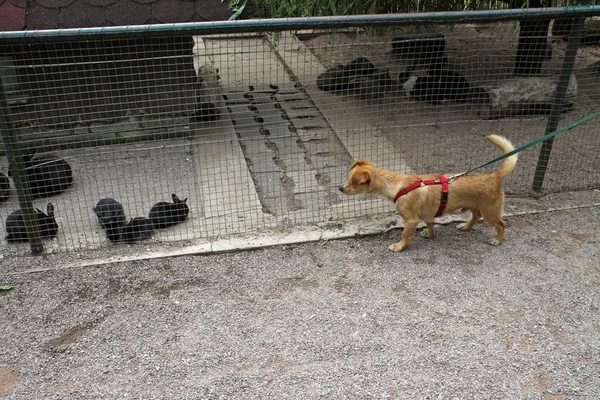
[338,185,344,192]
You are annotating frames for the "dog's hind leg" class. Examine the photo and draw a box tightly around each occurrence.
[457,209,481,231]
[480,208,506,245]
[420,217,435,239]
[390,218,419,252]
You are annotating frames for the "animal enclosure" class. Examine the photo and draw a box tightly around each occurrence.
[1,8,600,255]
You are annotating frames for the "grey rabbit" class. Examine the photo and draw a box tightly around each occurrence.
[0,172,9,203]
[8,149,73,198]
[5,203,58,242]
[93,198,126,242]
[149,194,189,229]
[120,217,154,243]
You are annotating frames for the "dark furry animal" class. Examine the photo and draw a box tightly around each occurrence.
[317,57,378,93]
[318,57,399,98]
[5,203,58,242]
[149,194,190,229]
[317,64,349,92]
[121,217,154,243]
[343,56,378,78]
[402,74,446,104]
[427,65,472,101]
[8,149,73,198]
[93,198,126,242]
[195,65,221,122]
[401,69,490,105]
[391,34,447,71]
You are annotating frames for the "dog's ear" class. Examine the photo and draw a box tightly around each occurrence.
[351,169,372,186]
[351,159,372,170]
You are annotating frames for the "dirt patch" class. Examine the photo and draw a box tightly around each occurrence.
[0,364,21,397]
[45,322,103,353]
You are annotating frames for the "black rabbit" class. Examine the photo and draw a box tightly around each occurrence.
[93,198,127,242]
[427,65,472,102]
[402,74,446,104]
[5,203,58,242]
[0,172,9,203]
[317,64,349,93]
[402,68,490,105]
[343,56,378,79]
[120,217,154,243]
[149,194,189,229]
[8,149,73,198]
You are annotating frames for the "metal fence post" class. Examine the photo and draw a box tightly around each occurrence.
[532,16,585,192]
[0,81,44,254]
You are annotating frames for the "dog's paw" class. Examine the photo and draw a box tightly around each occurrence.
[457,223,471,231]
[389,242,407,252]
[420,229,433,239]
[488,238,502,246]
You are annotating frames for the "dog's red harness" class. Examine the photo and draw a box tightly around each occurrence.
[393,175,449,217]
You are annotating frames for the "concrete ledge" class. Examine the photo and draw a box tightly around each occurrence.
[8,196,598,275]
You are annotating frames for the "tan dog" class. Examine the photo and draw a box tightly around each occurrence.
[339,135,517,251]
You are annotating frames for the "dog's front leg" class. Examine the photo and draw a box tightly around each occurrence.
[389,219,419,252]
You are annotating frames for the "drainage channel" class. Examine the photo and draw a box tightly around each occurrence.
[223,84,353,217]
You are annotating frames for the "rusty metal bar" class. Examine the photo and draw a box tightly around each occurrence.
[532,16,585,192]
[0,81,44,254]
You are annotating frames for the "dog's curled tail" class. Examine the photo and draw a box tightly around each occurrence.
[486,134,517,180]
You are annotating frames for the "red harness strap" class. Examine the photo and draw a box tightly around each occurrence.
[393,175,449,217]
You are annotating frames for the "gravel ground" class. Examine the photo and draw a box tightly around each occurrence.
[1,201,599,398]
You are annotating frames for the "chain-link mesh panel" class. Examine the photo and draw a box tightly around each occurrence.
[298,22,599,193]
[1,11,599,254]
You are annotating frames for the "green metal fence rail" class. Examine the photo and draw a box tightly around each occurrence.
[0,6,599,40]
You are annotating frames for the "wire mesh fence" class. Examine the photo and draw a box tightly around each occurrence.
[1,8,600,255]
